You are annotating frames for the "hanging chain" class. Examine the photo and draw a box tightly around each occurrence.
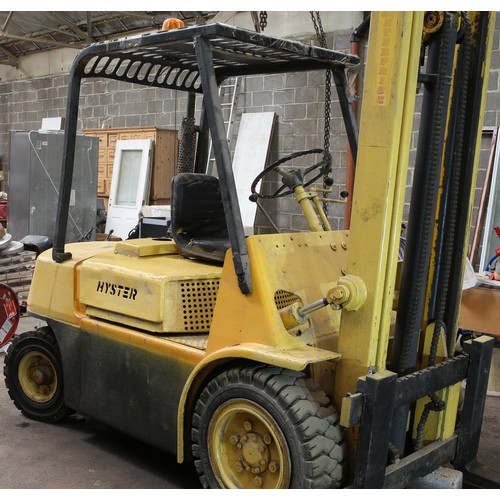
[310,11,327,46]
[310,11,332,215]
[259,11,268,32]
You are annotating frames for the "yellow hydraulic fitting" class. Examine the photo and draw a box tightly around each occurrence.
[279,275,366,332]
[279,275,367,331]
[327,275,367,311]
[279,302,308,331]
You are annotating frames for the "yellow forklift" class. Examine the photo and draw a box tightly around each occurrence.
[3,12,497,488]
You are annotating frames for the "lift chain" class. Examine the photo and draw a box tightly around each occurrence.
[259,11,268,32]
[414,393,446,450]
[407,14,455,449]
[310,11,333,215]
[429,12,472,367]
[415,14,473,453]
[398,12,454,371]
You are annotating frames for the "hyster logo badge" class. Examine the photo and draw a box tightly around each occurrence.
[96,281,138,300]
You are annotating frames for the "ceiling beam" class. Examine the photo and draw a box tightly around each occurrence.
[119,12,163,24]
[250,12,261,32]
[191,11,207,24]
[0,45,18,67]
[51,11,96,42]
[0,29,84,49]
[211,11,238,24]
[1,11,14,31]
[86,11,93,43]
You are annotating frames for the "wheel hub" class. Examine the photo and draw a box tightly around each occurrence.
[32,365,55,386]
[208,400,289,488]
[239,431,270,473]
[18,351,57,403]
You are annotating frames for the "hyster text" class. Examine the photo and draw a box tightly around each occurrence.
[96,281,138,300]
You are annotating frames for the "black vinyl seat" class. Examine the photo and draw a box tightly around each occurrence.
[170,173,230,263]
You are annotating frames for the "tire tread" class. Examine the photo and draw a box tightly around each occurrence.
[191,365,346,489]
[3,328,71,423]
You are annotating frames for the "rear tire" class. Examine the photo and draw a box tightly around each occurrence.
[191,365,346,489]
[3,327,71,423]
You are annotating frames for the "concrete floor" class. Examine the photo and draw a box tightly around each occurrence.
[1,316,499,489]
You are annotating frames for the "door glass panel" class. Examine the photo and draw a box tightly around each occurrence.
[115,149,143,206]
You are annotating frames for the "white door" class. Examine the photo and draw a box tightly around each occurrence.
[105,139,153,239]
[232,112,275,235]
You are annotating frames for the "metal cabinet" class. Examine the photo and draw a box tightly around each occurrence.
[8,130,98,243]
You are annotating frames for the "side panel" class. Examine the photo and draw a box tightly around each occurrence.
[78,247,222,333]
[48,319,82,412]
[28,241,117,324]
[51,317,202,456]
[79,331,197,454]
[207,230,348,354]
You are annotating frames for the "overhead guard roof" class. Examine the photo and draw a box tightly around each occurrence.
[76,23,360,93]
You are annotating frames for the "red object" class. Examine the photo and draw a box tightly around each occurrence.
[0,201,7,221]
[494,226,500,239]
[0,284,20,348]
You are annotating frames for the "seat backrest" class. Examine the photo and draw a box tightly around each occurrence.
[170,173,230,263]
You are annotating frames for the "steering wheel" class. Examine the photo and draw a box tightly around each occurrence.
[250,148,331,200]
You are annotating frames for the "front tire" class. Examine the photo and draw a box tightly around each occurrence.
[3,328,71,423]
[191,365,346,489]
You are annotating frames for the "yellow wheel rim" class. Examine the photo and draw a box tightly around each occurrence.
[208,399,291,489]
[18,350,57,404]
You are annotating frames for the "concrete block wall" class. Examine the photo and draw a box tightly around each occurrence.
[1,13,500,237]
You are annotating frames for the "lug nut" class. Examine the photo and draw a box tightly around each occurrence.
[263,434,272,444]
[243,420,253,431]
[254,476,263,487]
[269,461,279,473]
[235,462,243,472]
[259,446,265,453]
[229,434,240,445]
[252,435,258,442]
